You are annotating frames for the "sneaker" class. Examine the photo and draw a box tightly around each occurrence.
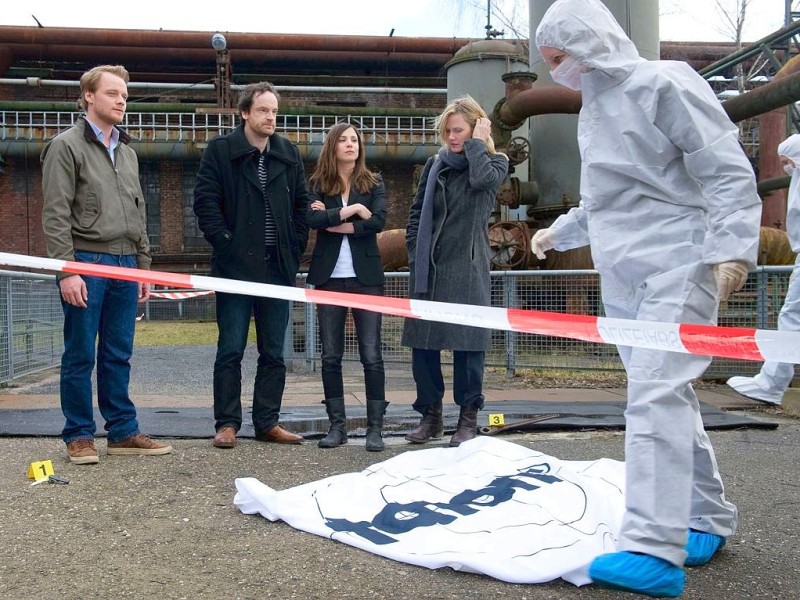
[107,433,172,456]
[726,376,782,405]
[685,529,726,566]
[590,551,685,598]
[67,439,100,465]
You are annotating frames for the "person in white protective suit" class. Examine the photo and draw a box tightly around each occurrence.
[533,0,762,597]
[727,134,800,405]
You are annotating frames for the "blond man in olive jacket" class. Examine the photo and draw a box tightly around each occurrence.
[41,64,171,465]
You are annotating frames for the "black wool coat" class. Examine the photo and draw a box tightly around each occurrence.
[193,125,310,285]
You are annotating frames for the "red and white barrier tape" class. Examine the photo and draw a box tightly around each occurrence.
[3,251,799,364]
[150,290,215,300]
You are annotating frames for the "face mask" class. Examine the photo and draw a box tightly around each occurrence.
[550,56,585,90]
[784,162,797,176]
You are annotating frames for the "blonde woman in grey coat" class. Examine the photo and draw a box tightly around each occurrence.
[402,95,509,447]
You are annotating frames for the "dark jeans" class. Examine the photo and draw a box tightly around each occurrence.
[316,278,385,402]
[411,348,485,415]
[213,261,290,432]
[59,251,140,444]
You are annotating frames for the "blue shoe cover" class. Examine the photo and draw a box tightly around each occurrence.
[589,551,685,598]
[685,529,726,566]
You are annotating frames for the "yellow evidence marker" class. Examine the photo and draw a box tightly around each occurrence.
[27,459,55,481]
[487,413,505,427]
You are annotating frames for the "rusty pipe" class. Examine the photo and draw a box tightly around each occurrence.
[0,26,745,64]
[495,86,582,130]
[722,70,800,123]
[6,44,453,71]
[494,70,800,131]
[757,175,791,197]
[0,25,472,54]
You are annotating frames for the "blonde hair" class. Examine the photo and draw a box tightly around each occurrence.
[78,65,130,110]
[435,95,497,154]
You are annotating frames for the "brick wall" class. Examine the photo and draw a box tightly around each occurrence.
[0,157,46,258]
[158,162,184,253]
[0,152,425,268]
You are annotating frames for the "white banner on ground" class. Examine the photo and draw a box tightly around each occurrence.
[234,437,625,586]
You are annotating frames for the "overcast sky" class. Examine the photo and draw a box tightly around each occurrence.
[1,0,791,42]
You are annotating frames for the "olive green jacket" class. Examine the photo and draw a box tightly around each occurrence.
[41,117,151,276]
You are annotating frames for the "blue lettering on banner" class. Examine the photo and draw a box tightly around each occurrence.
[325,464,563,545]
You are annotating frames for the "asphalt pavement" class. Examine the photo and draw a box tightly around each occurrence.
[0,345,798,599]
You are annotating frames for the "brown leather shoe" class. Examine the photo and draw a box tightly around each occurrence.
[213,426,237,449]
[107,433,172,455]
[255,425,303,445]
[67,439,99,465]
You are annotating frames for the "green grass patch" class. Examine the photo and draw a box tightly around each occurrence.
[134,320,256,346]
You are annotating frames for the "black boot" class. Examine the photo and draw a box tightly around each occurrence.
[365,400,388,452]
[449,404,479,447]
[318,398,347,448]
[405,401,444,444]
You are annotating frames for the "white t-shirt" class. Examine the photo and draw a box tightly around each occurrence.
[330,194,357,278]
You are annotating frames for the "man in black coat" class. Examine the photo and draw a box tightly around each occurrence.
[194,82,310,449]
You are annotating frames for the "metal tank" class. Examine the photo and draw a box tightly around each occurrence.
[444,39,531,222]
[529,0,660,218]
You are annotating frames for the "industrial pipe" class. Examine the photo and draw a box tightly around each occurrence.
[497,86,582,127]
[6,44,454,72]
[0,25,472,55]
[494,70,800,129]
[722,70,800,123]
[0,26,740,73]
[757,175,791,197]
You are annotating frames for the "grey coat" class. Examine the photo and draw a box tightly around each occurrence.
[402,139,508,350]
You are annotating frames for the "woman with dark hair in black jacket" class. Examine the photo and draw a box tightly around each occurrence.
[306,122,388,452]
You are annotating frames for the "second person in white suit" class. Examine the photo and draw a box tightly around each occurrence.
[728,134,800,405]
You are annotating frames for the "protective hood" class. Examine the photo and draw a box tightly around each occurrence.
[781,134,800,251]
[778,134,800,164]
[535,0,642,82]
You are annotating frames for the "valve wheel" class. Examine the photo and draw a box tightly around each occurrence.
[506,136,531,166]
[488,222,531,270]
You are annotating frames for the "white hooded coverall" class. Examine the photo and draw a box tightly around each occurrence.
[536,0,761,566]
[730,134,800,402]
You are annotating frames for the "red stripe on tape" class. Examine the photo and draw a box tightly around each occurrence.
[306,289,415,318]
[150,290,215,299]
[507,309,604,343]
[679,323,764,361]
[64,261,193,288]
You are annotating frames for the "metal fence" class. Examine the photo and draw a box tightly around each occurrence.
[0,270,63,384]
[2,267,793,385]
[0,111,439,147]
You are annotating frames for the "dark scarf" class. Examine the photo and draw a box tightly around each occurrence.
[413,148,469,294]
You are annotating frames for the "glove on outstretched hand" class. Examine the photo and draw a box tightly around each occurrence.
[713,261,749,302]
[531,228,556,260]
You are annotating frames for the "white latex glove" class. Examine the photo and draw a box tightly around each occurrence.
[713,261,749,302]
[530,228,556,260]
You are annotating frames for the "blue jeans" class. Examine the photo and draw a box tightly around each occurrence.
[315,278,385,402]
[213,261,290,432]
[411,348,485,414]
[60,251,140,444]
